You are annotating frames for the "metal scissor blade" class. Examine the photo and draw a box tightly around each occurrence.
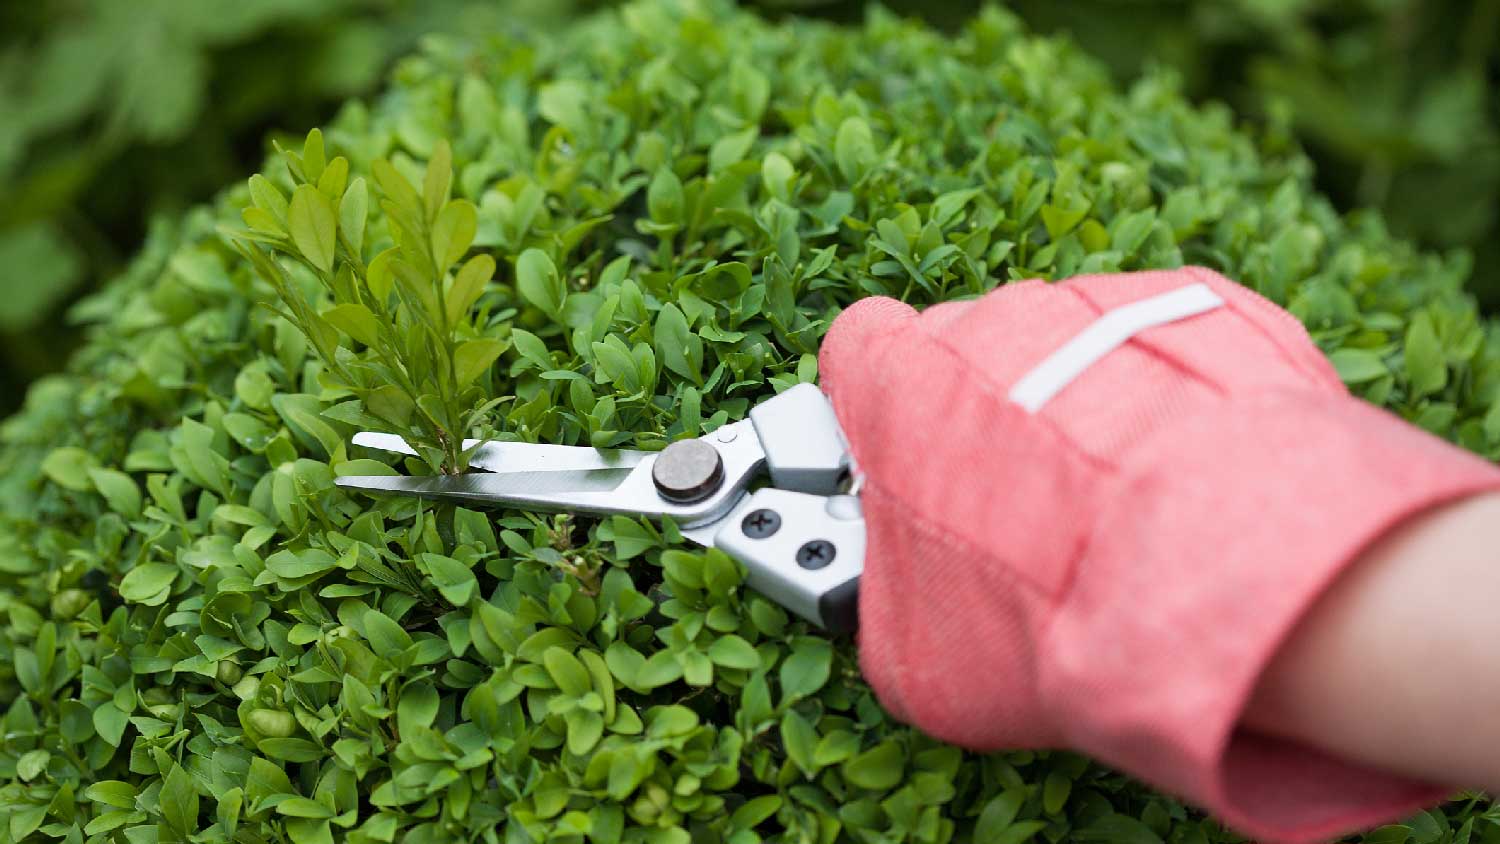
[341,419,768,529]
[335,468,635,507]
[351,432,648,474]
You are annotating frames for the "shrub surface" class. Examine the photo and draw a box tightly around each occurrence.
[2,2,1498,843]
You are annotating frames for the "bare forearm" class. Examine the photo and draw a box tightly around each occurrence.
[1243,493,1500,792]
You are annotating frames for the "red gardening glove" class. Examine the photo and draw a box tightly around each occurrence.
[819,267,1500,843]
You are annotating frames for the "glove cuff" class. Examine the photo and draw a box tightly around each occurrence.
[1045,389,1500,843]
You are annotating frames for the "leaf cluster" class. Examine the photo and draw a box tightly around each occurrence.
[1,2,1499,844]
[235,130,506,472]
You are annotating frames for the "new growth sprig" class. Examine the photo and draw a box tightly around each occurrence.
[233,130,506,473]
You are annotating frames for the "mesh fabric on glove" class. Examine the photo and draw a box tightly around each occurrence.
[818,266,1500,843]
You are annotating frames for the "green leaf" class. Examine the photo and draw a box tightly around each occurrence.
[1329,348,1389,384]
[1075,814,1164,844]
[245,206,284,235]
[319,156,348,203]
[511,328,552,371]
[84,781,137,809]
[373,158,421,219]
[249,174,289,223]
[1109,208,1157,253]
[17,749,49,781]
[366,246,398,302]
[647,704,698,738]
[516,248,566,318]
[780,709,818,775]
[592,339,641,392]
[608,748,649,799]
[974,789,1026,841]
[14,648,39,694]
[286,817,334,844]
[566,709,605,755]
[636,651,683,690]
[835,117,876,182]
[424,140,454,223]
[687,262,752,300]
[989,821,1049,844]
[1409,810,1447,844]
[1362,826,1414,844]
[780,636,832,703]
[545,647,594,697]
[87,467,141,516]
[93,704,129,747]
[653,303,699,382]
[1042,771,1072,814]
[302,128,327,183]
[420,553,477,605]
[259,738,325,762]
[453,339,506,389]
[1405,312,1448,396]
[264,549,338,580]
[276,797,334,819]
[761,153,795,201]
[118,562,176,605]
[288,185,338,273]
[431,199,477,270]
[322,303,382,347]
[398,682,440,735]
[363,608,413,657]
[647,168,685,226]
[447,254,495,325]
[1041,200,1090,240]
[247,756,294,803]
[840,741,904,790]
[42,446,99,491]
[707,635,760,670]
[730,795,781,832]
[710,126,758,172]
[159,764,200,833]
[340,177,368,256]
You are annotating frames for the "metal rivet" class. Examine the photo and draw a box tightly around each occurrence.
[741,509,781,538]
[796,540,836,570]
[652,440,724,503]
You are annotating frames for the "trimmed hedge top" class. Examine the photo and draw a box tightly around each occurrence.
[2,1,1498,843]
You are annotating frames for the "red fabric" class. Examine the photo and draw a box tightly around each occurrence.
[819,267,1500,843]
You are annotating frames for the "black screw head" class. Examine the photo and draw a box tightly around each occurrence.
[652,439,725,503]
[741,508,781,538]
[796,540,836,570]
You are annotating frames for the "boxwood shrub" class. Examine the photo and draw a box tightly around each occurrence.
[3,1,1498,843]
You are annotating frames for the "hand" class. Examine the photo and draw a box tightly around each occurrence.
[819,267,1500,843]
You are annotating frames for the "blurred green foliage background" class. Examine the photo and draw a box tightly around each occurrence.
[2,0,1496,411]
[0,0,580,405]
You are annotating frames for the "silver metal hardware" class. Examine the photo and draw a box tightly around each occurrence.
[748,383,850,496]
[652,439,725,503]
[338,387,863,630]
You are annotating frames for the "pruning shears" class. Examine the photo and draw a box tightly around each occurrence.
[334,384,865,632]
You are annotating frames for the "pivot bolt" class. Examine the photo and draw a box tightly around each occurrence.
[741,509,781,538]
[796,540,836,570]
[652,439,725,503]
